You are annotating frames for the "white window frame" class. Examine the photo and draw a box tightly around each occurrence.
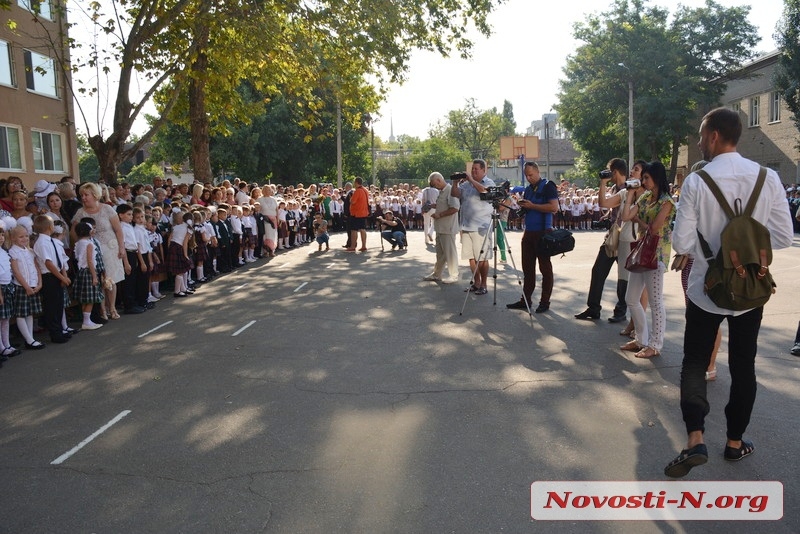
[0,40,15,88]
[0,124,24,171]
[731,101,741,113]
[17,0,52,21]
[23,49,58,98]
[31,129,64,173]
[769,92,781,123]
[749,96,760,127]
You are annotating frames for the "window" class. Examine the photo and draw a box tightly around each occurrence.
[24,49,58,97]
[731,102,741,113]
[0,125,23,171]
[31,130,63,172]
[0,40,14,87]
[749,96,760,127]
[769,92,781,123]
[17,0,52,20]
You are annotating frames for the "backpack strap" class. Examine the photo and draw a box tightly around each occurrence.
[694,166,769,261]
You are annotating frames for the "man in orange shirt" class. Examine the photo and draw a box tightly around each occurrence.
[346,177,369,251]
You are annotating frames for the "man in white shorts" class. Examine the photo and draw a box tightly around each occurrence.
[451,159,494,295]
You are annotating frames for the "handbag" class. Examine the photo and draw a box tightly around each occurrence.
[624,232,659,272]
[603,223,621,258]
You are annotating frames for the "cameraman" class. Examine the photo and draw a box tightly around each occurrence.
[377,211,407,250]
[574,158,642,322]
[451,159,495,295]
[506,161,559,313]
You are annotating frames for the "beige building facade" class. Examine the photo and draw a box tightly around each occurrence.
[679,51,800,186]
[1,0,79,190]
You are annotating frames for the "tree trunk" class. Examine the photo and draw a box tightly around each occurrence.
[669,135,680,183]
[189,22,212,184]
[88,133,123,183]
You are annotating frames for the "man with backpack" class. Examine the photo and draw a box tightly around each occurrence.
[664,107,794,478]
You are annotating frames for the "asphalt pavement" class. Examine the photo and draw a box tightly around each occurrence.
[1,227,799,533]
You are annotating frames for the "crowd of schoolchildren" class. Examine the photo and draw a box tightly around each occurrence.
[0,174,631,370]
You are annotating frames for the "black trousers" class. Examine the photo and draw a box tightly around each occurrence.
[585,245,627,317]
[41,273,65,339]
[123,251,139,310]
[680,301,763,441]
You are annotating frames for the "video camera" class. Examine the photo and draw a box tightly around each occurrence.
[479,180,511,203]
[591,219,612,231]
[450,172,468,181]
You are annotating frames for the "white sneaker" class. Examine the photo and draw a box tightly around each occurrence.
[147,295,159,303]
[81,322,102,331]
[442,277,460,284]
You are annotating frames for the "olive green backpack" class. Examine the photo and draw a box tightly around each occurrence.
[695,167,775,311]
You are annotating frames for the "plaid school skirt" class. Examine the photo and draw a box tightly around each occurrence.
[0,283,15,319]
[194,241,208,263]
[13,286,43,318]
[72,267,105,304]
[166,241,193,275]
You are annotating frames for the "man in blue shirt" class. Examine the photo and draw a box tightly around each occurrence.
[506,161,559,313]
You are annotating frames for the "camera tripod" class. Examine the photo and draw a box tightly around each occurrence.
[460,204,527,315]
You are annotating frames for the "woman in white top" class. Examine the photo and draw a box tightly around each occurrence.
[72,183,128,320]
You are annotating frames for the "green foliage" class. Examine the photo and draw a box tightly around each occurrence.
[375,137,470,185]
[432,98,508,161]
[774,0,800,147]
[556,0,758,170]
[501,100,516,136]
[125,161,164,185]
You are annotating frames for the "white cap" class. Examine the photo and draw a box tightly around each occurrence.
[33,180,57,198]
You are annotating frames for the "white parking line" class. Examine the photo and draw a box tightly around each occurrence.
[294,282,308,292]
[232,320,256,337]
[51,410,131,465]
[230,283,247,292]
[137,321,173,338]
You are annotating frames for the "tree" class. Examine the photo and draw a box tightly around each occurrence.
[556,0,758,174]
[433,98,507,161]
[501,100,516,136]
[25,0,502,184]
[774,0,800,148]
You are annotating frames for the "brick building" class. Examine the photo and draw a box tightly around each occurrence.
[679,51,800,186]
[1,0,79,189]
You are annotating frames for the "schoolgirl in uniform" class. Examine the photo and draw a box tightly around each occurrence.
[167,211,194,297]
[9,225,45,350]
[72,222,104,331]
[0,220,20,359]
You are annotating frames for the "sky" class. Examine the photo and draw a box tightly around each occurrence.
[373,0,786,142]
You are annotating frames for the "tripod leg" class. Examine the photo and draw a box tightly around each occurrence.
[459,227,494,315]
[497,220,532,315]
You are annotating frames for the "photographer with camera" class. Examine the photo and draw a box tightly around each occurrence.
[574,158,643,322]
[506,161,559,313]
[377,211,407,250]
[450,159,495,295]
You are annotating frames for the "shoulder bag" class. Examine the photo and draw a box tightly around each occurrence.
[624,232,659,272]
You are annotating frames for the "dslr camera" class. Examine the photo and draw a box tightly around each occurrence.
[599,169,613,179]
[450,171,468,181]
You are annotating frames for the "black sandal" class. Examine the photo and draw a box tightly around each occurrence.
[664,443,708,478]
[724,440,755,462]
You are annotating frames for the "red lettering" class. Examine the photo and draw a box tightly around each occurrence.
[679,491,705,509]
[608,495,625,508]
[626,495,643,508]
[716,495,733,508]
[572,496,591,508]
[590,496,608,507]
[544,491,570,509]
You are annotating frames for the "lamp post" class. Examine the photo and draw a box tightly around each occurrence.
[618,63,634,167]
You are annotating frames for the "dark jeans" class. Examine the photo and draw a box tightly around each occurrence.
[585,245,627,317]
[680,300,763,441]
[521,230,553,306]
